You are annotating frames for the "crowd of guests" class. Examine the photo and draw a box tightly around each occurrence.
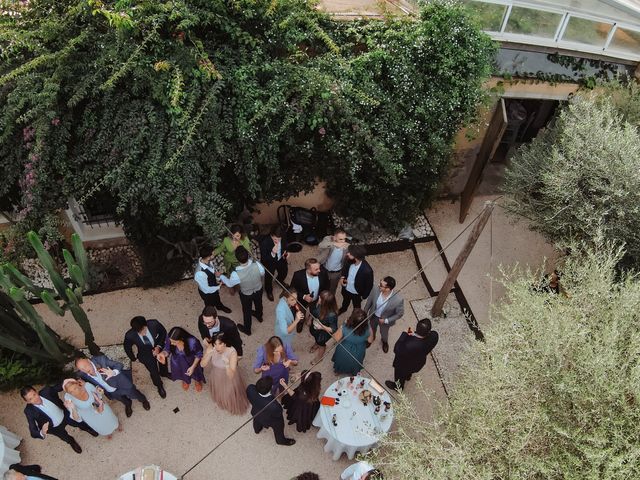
[16,225,440,478]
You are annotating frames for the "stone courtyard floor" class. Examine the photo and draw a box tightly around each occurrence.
[0,195,556,480]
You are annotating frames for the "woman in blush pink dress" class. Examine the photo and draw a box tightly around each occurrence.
[201,333,249,415]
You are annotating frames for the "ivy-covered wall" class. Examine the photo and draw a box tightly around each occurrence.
[0,0,495,251]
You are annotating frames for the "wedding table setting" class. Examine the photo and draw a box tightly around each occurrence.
[312,375,393,460]
[119,465,177,480]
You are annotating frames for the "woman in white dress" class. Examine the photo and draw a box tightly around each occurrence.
[63,379,120,438]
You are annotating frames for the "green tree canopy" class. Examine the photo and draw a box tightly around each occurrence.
[0,0,494,241]
[504,86,640,269]
[369,243,640,479]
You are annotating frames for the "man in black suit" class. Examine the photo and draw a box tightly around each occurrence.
[385,318,439,391]
[21,385,98,454]
[197,306,243,357]
[246,376,295,446]
[75,355,150,417]
[339,244,374,314]
[124,316,168,399]
[290,257,330,313]
[7,464,58,480]
[260,225,289,301]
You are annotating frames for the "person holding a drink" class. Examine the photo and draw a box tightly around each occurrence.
[253,336,298,396]
[275,288,304,346]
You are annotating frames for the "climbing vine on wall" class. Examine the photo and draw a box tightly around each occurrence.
[0,0,495,242]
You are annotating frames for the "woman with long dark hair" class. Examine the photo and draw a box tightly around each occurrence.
[330,308,373,375]
[309,290,339,364]
[201,334,249,415]
[279,370,322,433]
[157,326,205,391]
[214,224,251,274]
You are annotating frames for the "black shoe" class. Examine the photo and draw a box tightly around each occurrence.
[237,324,251,336]
[218,305,232,314]
[365,342,371,349]
[279,438,296,446]
[125,404,133,417]
[158,386,166,399]
[88,429,99,437]
[266,292,274,302]
[142,400,151,410]
[254,425,263,434]
[252,311,264,323]
[69,439,82,454]
[385,380,399,391]
[382,341,389,353]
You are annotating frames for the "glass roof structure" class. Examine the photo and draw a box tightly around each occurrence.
[462,0,640,61]
[319,0,640,62]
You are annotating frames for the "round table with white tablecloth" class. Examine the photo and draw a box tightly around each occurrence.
[119,465,177,480]
[0,426,22,476]
[312,375,393,460]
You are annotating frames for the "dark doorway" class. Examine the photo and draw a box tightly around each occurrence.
[459,97,560,221]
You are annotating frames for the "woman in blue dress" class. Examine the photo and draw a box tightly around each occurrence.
[63,379,119,438]
[158,326,205,392]
[274,288,304,347]
[330,308,373,375]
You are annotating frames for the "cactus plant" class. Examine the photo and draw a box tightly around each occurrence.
[25,231,99,354]
[0,272,69,363]
[0,231,99,358]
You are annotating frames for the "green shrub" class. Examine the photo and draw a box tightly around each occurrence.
[0,0,494,239]
[504,90,640,269]
[0,350,65,391]
[368,243,640,479]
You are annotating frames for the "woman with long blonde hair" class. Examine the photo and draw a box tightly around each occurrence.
[252,336,299,395]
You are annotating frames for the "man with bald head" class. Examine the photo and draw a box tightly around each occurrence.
[75,354,150,417]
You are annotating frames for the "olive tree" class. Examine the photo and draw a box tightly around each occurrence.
[369,243,640,479]
[503,89,640,269]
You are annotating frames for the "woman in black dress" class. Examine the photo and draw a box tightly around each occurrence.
[309,291,339,364]
[279,370,322,433]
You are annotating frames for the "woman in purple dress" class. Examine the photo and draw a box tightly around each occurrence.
[252,336,298,396]
[157,326,205,392]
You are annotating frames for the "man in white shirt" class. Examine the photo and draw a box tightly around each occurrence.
[317,228,349,294]
[340,461,383,480]
[75,355,150,418]
[217,246,265,336]
[363,276,405,353]
[21,385,98,453]
[194,245,232,313]
[339,244,374,315]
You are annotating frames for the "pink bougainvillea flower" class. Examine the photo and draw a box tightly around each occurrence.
[318,127,326,136]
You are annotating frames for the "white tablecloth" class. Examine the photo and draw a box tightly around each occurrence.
[0,426,22,475]
[312,376,393,460]
[119,466,177,480]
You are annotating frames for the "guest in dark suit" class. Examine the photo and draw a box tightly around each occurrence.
[124,316,168,399]
[246,376,295,446]
[339,245,374,314]
[260,225,289,302]
[6,464,58,480]
[197,306,243,357]
[385,318,439,391]
[290,258,330,313]
[21,385,98,454]
[75,355,150,417]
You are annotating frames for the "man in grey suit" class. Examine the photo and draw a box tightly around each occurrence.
[75,355,150,417]
[364,276,404,353]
